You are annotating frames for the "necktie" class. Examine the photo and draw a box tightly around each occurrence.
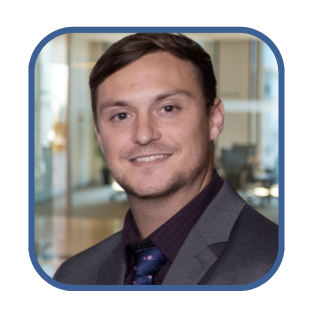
[132,247,167,285]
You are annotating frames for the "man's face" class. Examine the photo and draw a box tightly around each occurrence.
[95,52,219,199]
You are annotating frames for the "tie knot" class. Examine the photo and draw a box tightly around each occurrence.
[133,247,167,285]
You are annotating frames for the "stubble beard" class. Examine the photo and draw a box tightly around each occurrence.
[116,170,190,200]
[110,146,213,201]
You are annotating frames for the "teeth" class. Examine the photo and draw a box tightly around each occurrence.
[135,155,167,162]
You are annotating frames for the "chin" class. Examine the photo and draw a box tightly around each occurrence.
[117,176,187,200]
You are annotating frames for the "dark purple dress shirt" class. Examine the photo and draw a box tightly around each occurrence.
[123,170,224,285]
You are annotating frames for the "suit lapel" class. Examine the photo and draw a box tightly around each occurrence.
[96,237,126,285]
[163,180,246,285]
[162,225,219,285]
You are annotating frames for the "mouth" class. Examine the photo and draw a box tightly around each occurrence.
[130,154,172,164]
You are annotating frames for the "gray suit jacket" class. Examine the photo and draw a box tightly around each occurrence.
[53,180,278,285]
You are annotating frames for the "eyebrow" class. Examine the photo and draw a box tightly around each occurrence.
[154,89,193,102]
[99,89,194,113]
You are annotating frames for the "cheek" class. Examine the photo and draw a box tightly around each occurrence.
[99,136,117,160]
[181,125,210,157]
[101,134,130,166]
[104,143,119,162]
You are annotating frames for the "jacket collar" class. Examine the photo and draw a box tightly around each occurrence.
[162,180,246,285]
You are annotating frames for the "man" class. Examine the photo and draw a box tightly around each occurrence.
[53,33,278,285]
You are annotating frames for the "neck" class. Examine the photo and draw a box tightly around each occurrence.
[127,167,214,239]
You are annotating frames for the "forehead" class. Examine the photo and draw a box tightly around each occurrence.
[97,52,203,103]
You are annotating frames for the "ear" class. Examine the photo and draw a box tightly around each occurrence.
[209,98,225,141]
[94,122,104,153]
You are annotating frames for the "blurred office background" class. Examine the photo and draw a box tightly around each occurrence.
[34,33,279,277]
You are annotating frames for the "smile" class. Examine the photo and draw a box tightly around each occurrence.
[131,154,171,163]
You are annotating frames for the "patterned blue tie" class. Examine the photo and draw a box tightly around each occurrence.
[132,247,167,285]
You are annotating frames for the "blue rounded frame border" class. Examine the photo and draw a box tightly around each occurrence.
[28,26,284,291]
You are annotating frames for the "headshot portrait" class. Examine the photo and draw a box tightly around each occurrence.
[33,30,281,288]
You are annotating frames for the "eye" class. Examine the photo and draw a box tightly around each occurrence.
[113,112,128,120]
[162,105,177,113]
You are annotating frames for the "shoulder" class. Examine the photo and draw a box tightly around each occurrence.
[53,231,123,285]
[230,204,278,251]
[206,178,278,252]
[227,205,278,279]
[205,205,278,285]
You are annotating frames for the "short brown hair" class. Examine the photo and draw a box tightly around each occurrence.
[89,33,217,127]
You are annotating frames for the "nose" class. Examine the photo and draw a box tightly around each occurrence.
[132,113,161,145]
